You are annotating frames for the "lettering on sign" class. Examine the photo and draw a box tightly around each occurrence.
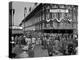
[50,9,68,13]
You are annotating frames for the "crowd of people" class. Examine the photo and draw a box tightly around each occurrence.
[11,31,78,58]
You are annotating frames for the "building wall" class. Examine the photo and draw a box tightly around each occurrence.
[41,4,78,30]
[24,9,42,30]
[22,4,78,32]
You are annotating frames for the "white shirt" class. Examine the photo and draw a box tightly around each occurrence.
[32,38,36,43]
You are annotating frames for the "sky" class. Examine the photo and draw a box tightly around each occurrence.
[12,1,36,26]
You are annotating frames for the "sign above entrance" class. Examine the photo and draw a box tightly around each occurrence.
[50,9,68,13]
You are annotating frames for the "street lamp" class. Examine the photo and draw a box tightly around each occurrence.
[10,8,15,26]
[24,7,27,35]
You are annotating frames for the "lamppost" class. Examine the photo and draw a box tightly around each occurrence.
[24,7,27,36]
[12,9,15,26]
[10,8,15,48]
